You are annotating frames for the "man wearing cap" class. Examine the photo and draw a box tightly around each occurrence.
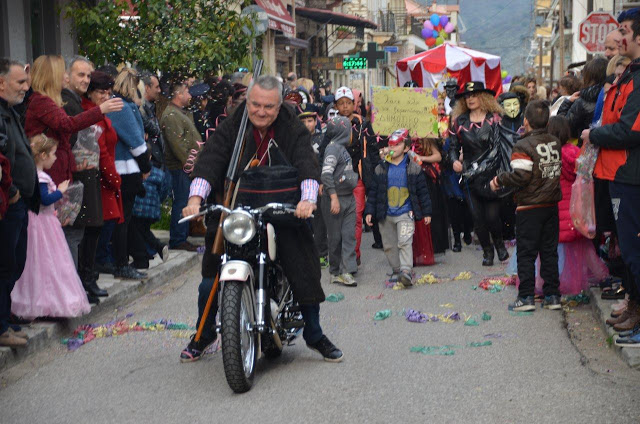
[161,78,202,252]
[333,86,379,266]
[299,104,329,268]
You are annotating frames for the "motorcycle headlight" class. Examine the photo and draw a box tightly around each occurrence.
[222,210,256,245]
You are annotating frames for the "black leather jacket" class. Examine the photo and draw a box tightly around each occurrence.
[557,84,603,139]
[141,100,166,169]
[448,112,500,167]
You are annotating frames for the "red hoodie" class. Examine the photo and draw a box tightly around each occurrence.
[558,143,581,243]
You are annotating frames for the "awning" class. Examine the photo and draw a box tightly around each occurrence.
[295,7,378,29]
[275,36,310,49]
[255,0,296,38]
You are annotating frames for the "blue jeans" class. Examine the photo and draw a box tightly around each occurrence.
[609,182,640,300]
[169,169,191,248]
[0,200,29,335]
[96,219,117,264]
[194,277,323,345]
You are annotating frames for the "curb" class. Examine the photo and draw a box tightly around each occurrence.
[589,287,640,369]
[0,251,200,373]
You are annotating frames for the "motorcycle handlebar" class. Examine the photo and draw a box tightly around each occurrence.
[178,202,306,224]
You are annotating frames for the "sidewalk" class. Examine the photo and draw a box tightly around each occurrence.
[0,247,201,373]
[590,287,640,369]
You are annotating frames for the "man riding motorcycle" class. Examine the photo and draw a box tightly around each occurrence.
[180,75,343,363]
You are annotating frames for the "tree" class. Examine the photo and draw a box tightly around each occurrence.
[64,0,255,74]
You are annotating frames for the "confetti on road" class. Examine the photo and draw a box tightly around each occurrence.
[326,293,345,302]
[373,309,392,321]
[61,319,196,351]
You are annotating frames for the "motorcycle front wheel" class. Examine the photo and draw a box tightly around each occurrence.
[221,280,257,393]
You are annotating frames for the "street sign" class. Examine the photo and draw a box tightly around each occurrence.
[343,57,368,70]
[579,12,618,53]
[384,46,398,53]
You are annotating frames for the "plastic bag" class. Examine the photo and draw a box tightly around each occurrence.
[55,181,84,226]
[575,142,599,177]
[463,123,518,199]
[72,125,102,169]
[570,175,596,239]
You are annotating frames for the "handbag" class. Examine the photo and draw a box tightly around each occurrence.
[235,139,302,225]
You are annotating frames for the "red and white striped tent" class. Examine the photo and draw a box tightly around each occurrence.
[396,43,503,96]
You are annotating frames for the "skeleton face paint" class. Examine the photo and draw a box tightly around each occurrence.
[502,98,521,119]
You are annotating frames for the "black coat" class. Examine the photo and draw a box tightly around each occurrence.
[557,84,603,139]
[141,100,166,169]
[62,89,103,227]
[0,98,39,212]
[192,102,325,304]
[364,158,432,222]
[449,112,500,166]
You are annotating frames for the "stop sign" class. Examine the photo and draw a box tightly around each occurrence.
[579,12,618,53]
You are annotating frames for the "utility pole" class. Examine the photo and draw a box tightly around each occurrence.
[538,36,543,83]
[559,0,565,76]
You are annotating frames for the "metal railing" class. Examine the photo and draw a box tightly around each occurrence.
[369,9,425,38]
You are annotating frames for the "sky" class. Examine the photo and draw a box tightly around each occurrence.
[419,0,536,75]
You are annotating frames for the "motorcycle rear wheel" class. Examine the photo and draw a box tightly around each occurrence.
[221,281,257,393]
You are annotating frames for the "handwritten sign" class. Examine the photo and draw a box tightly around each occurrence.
[371,87,439,137]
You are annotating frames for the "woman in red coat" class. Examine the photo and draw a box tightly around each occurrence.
[24,55,122,185]
[82,72,124,274]
[549,116,608,294]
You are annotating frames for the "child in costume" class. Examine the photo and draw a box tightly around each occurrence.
[365,129,432,287]
[11,134,91,319]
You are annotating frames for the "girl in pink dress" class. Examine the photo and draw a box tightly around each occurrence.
[11,134,91,319]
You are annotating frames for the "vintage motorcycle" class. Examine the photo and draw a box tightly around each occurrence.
[180,202,305,393]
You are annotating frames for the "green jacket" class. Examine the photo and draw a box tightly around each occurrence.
[160,103,202,171]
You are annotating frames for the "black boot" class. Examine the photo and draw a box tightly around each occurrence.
[84,279,108,297]
[494,239,509,262]
[452,233,462,252]
[482,247,494,266]
[463,232,473,245]
[86,292,100,305]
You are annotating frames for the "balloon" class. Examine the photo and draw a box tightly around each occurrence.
[426,37,436,47]
[505,75,513,83]
[423,20,433,30]
[440,15,449,27]
[421,28,432,39]
[432,30,439,38]
[439,30,447,38]
[436,25,442,31]
[430,14,440,26]
[444,22,455,33]
[435,36,444,46]
[501,70,508,79]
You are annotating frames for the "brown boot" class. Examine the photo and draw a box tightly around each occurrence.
[613,306,640,332]
[606,306,631,326]
[0,330,27,347]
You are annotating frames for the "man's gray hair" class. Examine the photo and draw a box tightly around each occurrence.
[67,55,94,72]
[0,58,24,77]
[140,71,158,87]
[247,75,283,105]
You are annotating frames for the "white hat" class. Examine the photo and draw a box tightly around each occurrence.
[335,86,354,101]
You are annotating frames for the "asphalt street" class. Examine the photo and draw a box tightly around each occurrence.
[1,233,639,423]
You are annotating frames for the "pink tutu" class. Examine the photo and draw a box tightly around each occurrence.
[11,207,90,320]
[513,238,608,296]
[559,238,608,295]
